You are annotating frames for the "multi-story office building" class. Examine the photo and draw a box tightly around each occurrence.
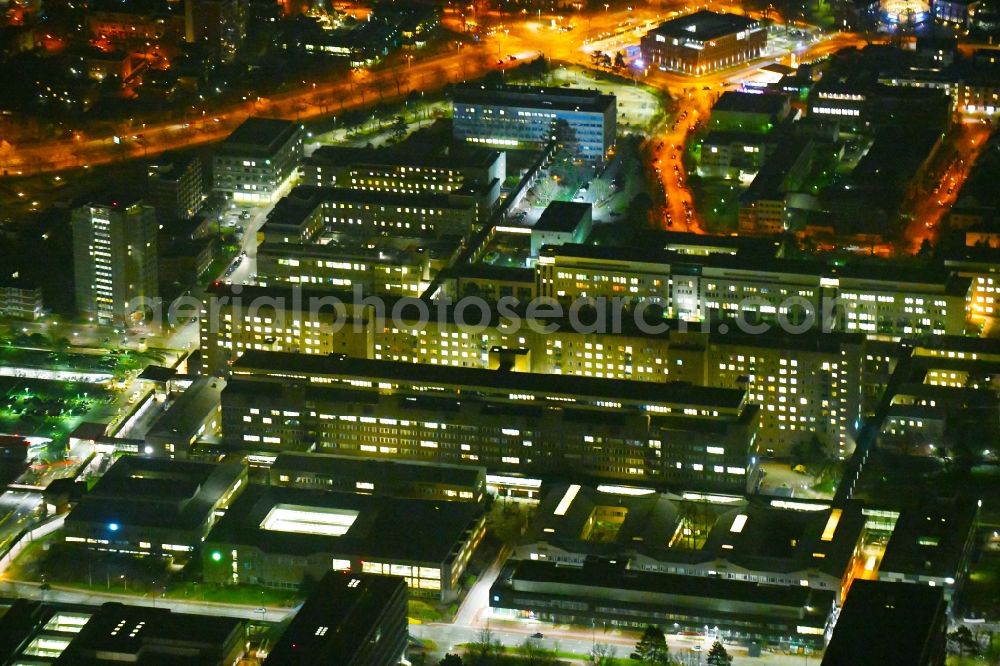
[213,118,304,204]
[738,138,815,235]
[300,145,505,211]
[62,457,247,557]
[537,244,971,337]
[72,198,158,325]
[255,239,454,297]
[270,453,487,503]
[202,483,485,600]
[944,246,1000,325]
[222,351,760,492]
[0,275,42,320]
[265,572,408,666]
[199,285,866,456]
[258,185,481,243]
[640,11,766,75]
[932,0,979,26]
[146,152,205,222]
[452,84,616,163]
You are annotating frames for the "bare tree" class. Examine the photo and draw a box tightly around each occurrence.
[589,643,618,665]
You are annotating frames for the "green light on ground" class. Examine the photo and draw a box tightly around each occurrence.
[211,551,223,562]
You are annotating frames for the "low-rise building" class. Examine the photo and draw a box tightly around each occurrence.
[530,201,592,256]
[63,457,246,557]
[491,557,835,649]
[0,600,246,665]
[202,484,486,600]
[710,91,790,133]
[0,275,43,320]
[877,496,979,601]
[518,485,866,603]
[145,376,226,457]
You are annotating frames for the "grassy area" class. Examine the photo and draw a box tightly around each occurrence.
[958,551,1000,620]
[690,179,739,233]
[408,598,446,623]
[163,581,301,607]
[7,536,302,608]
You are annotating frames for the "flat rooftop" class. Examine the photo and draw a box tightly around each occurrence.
[534,201,592,233]
[501,557,834,625]
[65,457,244,533]
[712,91,788,116]
[823,580,945,665]
[146,376,225,444]
[306,144,501,170]
[540,243,970,292]
[879,497,978,579]
[220,117,299,153]
[648,10,759,41]
[205,484,484,563]
[57,602,243,665]
[528,485,862,578]
[453,83,615,115]
[265,572,406,665]
[232,351,747,410]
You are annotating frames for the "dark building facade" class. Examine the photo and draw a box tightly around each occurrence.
[265,572,408,666]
